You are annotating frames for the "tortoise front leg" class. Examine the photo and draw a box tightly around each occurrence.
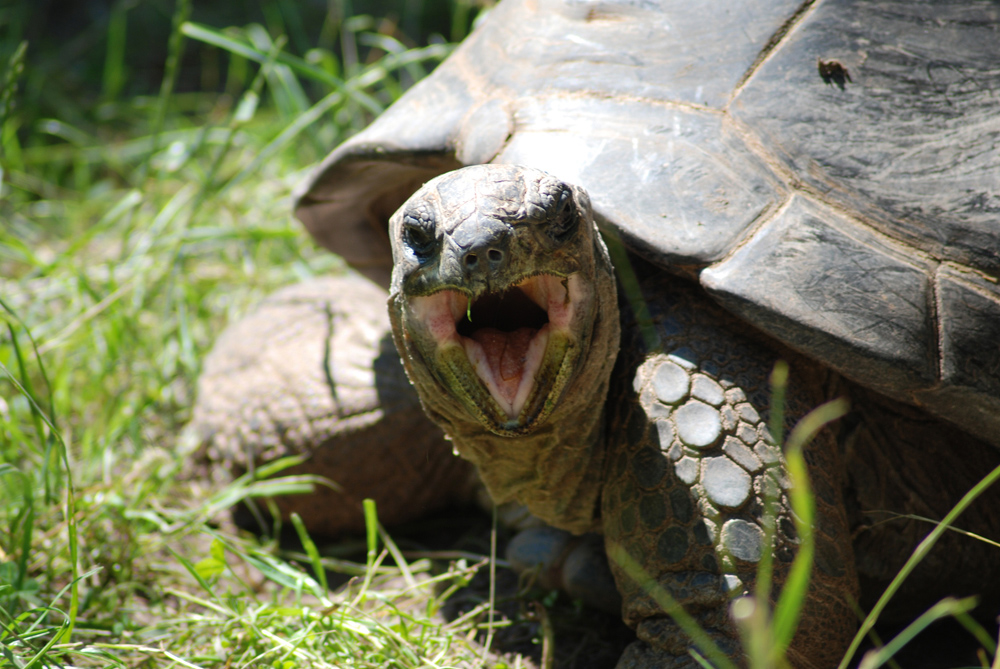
[603,275,858,667]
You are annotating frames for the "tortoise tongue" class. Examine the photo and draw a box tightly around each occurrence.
[470,327,538,404]
[461,323,553,418]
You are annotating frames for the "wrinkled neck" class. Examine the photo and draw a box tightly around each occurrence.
[449,390,609,535]
[390,232,621,535]
[412,261,619,534]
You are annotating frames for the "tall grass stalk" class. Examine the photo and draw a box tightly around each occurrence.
[145,0,192,180]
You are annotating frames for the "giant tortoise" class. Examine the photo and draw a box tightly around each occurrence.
[191,0,1000,665]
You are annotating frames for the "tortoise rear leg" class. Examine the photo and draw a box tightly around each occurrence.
[186,272,475,536]
[604,274,859,667]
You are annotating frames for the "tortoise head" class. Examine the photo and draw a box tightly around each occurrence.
[387,164,620,438]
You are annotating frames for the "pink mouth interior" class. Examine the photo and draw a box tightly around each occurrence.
[410,274,577,419]
[468,327,540,405]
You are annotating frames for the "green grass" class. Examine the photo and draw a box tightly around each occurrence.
[2,2,1000,668]
[0,4,508,667]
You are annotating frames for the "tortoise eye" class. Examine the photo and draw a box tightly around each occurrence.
[402,215,436,259]
[547,188,579,244]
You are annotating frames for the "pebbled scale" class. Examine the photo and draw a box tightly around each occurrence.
[600,270,858,666]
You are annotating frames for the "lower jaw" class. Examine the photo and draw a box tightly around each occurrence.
[437,329,578,437]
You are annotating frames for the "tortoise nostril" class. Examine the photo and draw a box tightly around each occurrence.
[462,247,503,273]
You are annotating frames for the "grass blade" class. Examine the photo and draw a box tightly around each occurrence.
[290,512,330,595]
[182,22,346,92]
[219,89,344,194]
[838,461,1000,669]
[751,361,789,626]
[101,3,128,102]
[857,597,979,669]
[608,543,738,669]
[772,398,849,651]
[146,0,192,179]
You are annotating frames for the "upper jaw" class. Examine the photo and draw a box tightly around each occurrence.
[406,271,591,433]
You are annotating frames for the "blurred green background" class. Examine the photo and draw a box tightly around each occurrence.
[3,0,478,115]
[0,0,479,192]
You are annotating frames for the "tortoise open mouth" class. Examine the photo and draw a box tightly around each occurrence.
[409,274,581,425]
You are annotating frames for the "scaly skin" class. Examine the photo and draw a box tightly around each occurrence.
[604,271,857,667]
[387,165,858,666]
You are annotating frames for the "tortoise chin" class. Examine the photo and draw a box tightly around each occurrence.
[406,272,590,435]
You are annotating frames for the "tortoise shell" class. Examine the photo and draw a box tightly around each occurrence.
[294,0,1000,446]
